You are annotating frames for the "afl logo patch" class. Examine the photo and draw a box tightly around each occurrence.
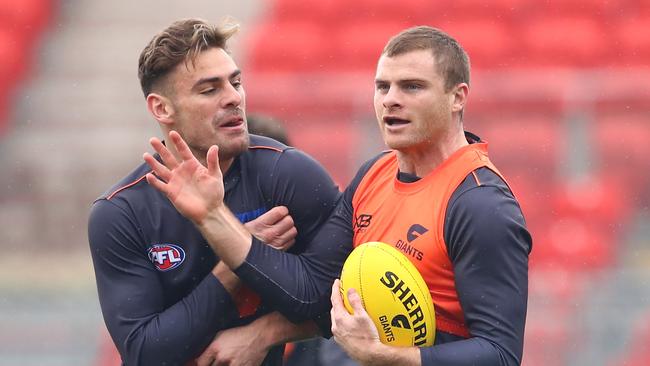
[148,244,186,271]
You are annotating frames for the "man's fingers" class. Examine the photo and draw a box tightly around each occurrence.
[265,215,296,249]
[149,137,178,170]
[259,206,290,225]
[275,214,295,233]
[331,279,344,310]
[330,279,343,335]
[206,145,221,178]
[194,352,213,366]
[143,153,171,182]
[274,227,297,250]
[347,288,366,315]
[145,173,170,195]
[169,130,195,161]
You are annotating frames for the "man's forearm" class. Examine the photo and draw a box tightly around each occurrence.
[198,204,253,269]
[354,343,420,366]
[255,311,321,347]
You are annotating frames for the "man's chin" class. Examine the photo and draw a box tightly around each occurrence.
[384,138,410,151]
[220,135,249,159]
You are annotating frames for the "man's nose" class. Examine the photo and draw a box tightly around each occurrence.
[382,86,401,109]
[221,83,242,108]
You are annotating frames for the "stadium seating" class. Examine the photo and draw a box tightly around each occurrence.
[434,19,515,69]
[246,20,331,72]
[520,16,609,67]
[335,20,410,70]
[0,27,28,91]
[0,0,53,137]
[591,113,650,198]
[615,16,650,66]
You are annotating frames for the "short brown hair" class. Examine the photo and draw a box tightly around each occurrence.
[138,18,239,97]
[382,26,470,92]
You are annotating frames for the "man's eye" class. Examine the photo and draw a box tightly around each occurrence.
[232,81,242,89]
[405,84,421,90]
[200,88,216,95]
[376,84,389,91]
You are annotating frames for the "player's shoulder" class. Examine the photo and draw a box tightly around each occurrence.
[352,151,394,182]
[93,161,155,207]
[340,151,393,199]
[247,134,291,154]
[453,167,513,204]
[244,134,326,172]
[447,166,523,229]
[452,132,513,202]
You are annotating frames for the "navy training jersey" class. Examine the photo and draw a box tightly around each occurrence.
[235,132,531,365]
[88,134,340,366]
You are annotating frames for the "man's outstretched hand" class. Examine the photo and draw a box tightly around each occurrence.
[143,131,224,224]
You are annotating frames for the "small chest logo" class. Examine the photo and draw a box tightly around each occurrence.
[148,244,186,271]
[354,214,373,233]
[395,224,428,261]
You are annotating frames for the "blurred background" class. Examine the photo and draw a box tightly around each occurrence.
[0,0,648,365]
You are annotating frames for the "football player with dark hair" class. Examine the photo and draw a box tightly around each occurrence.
[88,18,339,366]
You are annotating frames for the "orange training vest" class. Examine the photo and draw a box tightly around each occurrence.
[352,143,503,338]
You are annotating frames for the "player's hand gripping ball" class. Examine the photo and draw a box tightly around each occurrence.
[340,242,436,347]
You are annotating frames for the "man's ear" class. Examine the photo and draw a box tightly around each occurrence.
[146,93,175,125]
[450,83,469,114]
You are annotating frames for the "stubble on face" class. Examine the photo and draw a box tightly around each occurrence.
[165,48,251,164]
[374,50,453,153]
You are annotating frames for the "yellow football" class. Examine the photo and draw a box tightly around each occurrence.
[340,242,436,347]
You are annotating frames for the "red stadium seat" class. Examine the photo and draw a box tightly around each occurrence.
[338,0,433,24]
[434,20,516,69]
[289,119,358,186]
[551,176,632,227]
[245,21,333,72]
[524,320,569,366]
[504,174,551,229]
[520,16,609,67]
[614,15,650,66]
[0,95,8,136]
[531,215,616,271]
[528,0,618,18]
[0,0,52,37]
[425,0,530,24]
[0,27,29,90]
[591,113,650,196]
[271,0,339,23]
[633,0,650,15]
[274,0,436,24]
[334,20,411,70]
[478,113,563,174]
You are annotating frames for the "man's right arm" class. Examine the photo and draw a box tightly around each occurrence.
[232,192,355,322]
[88,199,239,365]
[143,132,377,324]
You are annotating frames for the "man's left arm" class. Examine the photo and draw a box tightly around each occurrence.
[262,147,341,253]
[196,312,321,366]
[419,182,532,366]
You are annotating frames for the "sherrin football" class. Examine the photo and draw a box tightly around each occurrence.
[340,241,436,347]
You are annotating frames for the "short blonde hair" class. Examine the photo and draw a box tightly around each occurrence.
[383,26,470,92]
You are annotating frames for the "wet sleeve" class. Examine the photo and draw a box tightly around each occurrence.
[88,200,239,366]
[264,148,342,253]
[233,189,354,324]
[420,184,531,366]
[233,153,385,324]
